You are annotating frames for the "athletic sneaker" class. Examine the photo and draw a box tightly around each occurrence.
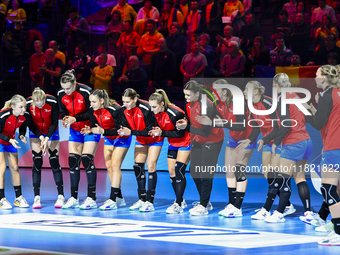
[218,204,233,217]
[139,201,155,212]
[129,200,145,210]
[189,201,212,213]
[32,195,41,209]
[62,197,79,209]
[310,213,326,227]
[283,204,296,216]
[265,210,286,223]
[220,204,242,218]
[190,204,208,216]
[189,201,200,213]
[318,231,340,245]
[166,202,183,214]
[315,222,334,232]
[299,211,315,224]
[54,195,65,208]
[181,199,187,209]
[100,199,117,210]
[251,208,271,220]
[207,201,213,211]
[0,198,12,209]
[13,195,29,208]
[116,197,126,207]
[79,197,97,210]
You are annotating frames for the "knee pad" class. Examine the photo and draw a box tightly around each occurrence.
[321,184,340,206]
[48,149,61,172]
[278,173,292,193]
[175,162,187,181]
[81,154,95,172]
[69,153,81,173]
[134,163,146,181]
[32,151,43,174]
[235,164,247,182]
[267,170,283,194]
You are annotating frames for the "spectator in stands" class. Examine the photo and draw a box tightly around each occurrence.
[0,0,9,36]
[216,25,240,62]
[49,40,66,65]
[29,40,44,89]
[136,0,159,21]
[137,19,164,78]
[327,51,339,65]
[175,0,190,20]
[272,10,292,41]
[166,22,187,87]
[38,48,64,97]
[221,41,246,77]
[63,7,89,63]
[118,55,147,98]
[269,36,293,66]
[111,0,137,23]
[311,0,336,25]
[25,28,43,57]
[283,0,297,23]
[223,0,244,19]
[90,54,114,93]
[200,0,222,47]
[149,38,176,100]
[6,0,26,33]
[314,14,338,52]
[199,33,215,77]
[158,0,184,38]
[239,13,262,54]
[285,12,311,65]
[309,34,340,65]
[297,1,311,25]
[246,36,270,76]
[183,0,206,52]
[290,53,301,67]
[180,41,207,84]
[68,44,91,82]
[106,10,124,65]
[95,43,116,70]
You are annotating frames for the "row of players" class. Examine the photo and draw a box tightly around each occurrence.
[0,67,340,245]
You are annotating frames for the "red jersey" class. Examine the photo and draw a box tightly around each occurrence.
[121,99,164,145]
[26,95,59,138]
[274,92,310,146]
[0,108,29,146]
[154,104,190,147]
[57,84,91,132]
[306,86,340,151]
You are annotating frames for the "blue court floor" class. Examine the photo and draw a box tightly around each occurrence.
[0,168,338,255]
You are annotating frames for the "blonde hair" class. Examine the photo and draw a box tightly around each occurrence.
[247,81,265,95]
[319,65,340,88]
[2,94,26,110]
[213,79,233,106]
[91,89,116,108]
[31,87,46,115]
[273,73,291,87]
[149,89,172,109]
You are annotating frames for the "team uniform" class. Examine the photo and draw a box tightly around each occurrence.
[306,86,340,246]
[57,84,100,210]
[0,108,30,209]
[88,103,131,210]
[186,99,224,216]
[121,99,164,212]
[154,104,190,213]
[26,95,64,208]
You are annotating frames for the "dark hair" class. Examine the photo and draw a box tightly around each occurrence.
[184,80,200,94]
[279,10,288,17]
[125,20,134,27]
[327,52,339,61]
[68,7,78,14]
[111,10,122,22]
[122,88,140,99]
[76,44,85,53]
[275,35,285,42]
[145,19,156,26]
[98,43,107,50]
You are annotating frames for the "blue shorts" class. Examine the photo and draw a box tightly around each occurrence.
[226,135,257,150]
[135,141,164,146]
[263,143,282,154]
[320,149,340,170]
[104,136,132,147]
[0,143,17,153]
[29,129,59,140]
[168,144,192,151]
[69,128,101,143]
[280,139,312,162]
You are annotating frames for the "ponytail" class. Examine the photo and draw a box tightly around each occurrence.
[91,89,116,108]
[149,89,172,109]
[2,94,26,110]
